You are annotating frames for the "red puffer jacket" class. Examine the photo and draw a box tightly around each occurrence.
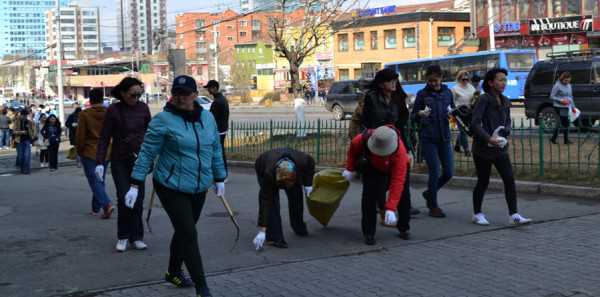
[345,127,409,211]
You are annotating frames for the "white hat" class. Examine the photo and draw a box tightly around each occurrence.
[367,126,398,157]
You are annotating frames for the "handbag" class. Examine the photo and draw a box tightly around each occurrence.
[67,147,77,160]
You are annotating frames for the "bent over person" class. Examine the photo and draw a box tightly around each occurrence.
[253,148,315,250]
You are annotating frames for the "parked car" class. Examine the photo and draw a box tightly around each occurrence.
[196,96,213,110]
[325,80,369,121]
[524,50,600,129]
[46,98,77,108]
[7,100,25,110]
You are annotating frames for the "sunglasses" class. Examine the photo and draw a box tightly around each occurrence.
[461,78,470,81]
[128,92,144,98]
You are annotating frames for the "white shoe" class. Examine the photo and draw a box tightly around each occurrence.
[510,213,532,225]
[116,239,128,252]
[472,213,490,226]
[133,240,147,250]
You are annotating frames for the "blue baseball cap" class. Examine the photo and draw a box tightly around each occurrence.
[172,75,198,94]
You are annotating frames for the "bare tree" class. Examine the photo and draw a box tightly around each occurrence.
[268,0,358,97]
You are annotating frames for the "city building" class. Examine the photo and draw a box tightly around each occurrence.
[333,11,477,80]
[46,5,101,61]
[234,42,275,90]
[472,0,600,59]
[240,0,300,13]
[0,0,69,59]
[116,0,167,54]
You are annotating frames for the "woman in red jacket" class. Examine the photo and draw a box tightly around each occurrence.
[343,125,409,245]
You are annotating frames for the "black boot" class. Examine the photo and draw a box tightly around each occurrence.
[364,235,376,246]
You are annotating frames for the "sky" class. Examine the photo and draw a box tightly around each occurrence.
[80,0,443,48]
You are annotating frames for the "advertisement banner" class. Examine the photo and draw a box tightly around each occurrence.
[529,16,593,35]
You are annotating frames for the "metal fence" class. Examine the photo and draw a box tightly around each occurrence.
[225,118,600,180]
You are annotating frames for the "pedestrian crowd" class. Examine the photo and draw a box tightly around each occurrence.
[6,66,549,297]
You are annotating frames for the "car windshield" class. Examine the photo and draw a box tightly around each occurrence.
[507,54,535,71]
[197,97,211,104]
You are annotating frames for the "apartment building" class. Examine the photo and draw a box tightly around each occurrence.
[46,5,101,61]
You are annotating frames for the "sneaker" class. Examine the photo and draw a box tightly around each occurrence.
[428,207,446,218]
[101,203,114,220]
[90,210,100,216]
[165,271,193,288]
[472,213,490,226]
[133,240,147,250]
[510,213,532,225]
[116,239,128,252]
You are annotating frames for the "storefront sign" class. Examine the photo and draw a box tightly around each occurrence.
[529,16,593,35]
[358,5,396,17]
[494,22,521,35]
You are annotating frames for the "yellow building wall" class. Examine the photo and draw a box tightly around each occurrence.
[334,20,478,80]
[257,74,274,91]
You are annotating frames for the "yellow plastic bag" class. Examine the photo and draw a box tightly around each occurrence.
[67,147,77,160]
[306,169,350,227]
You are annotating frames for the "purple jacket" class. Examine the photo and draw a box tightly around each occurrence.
[96,101,151,164]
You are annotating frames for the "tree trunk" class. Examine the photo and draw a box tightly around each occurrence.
[289,63,301,98]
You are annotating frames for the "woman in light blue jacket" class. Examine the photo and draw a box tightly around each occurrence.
[128,75,226,297]
[550,71,574,145]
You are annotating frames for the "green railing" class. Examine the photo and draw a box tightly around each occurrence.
[225,118,600,184]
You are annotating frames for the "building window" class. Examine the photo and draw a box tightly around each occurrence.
[584,0,597,15]
[518,0,530,20]
[338,33,348,52]
[402,28,416,48]
[354,68,362,79]
[501,0,518,22]
[240,31,247,37]
[476,0,487,28]
[532,1,547,18]
[196,20,205,28]
[438,27,455,47]
[227,36,233,41]
[384,29,396,49]
[339,69,349,80]
[566,0,581,15]
[353,32,364,51]
[464,27,471,39]
[370,31,378,49]
[240,20,248,27]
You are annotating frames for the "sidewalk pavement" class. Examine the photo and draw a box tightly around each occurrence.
[1,167,600,297]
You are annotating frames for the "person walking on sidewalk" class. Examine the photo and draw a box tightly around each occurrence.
[96,77,151,252]
[550,71,574,145]
[13,109,35,174]
[76,88,114,219]
[66,104,82,167]
[130,76,226,297]
[451,70,476,156]
[470,68,532,226]
[343,125,409,245]
[411,64,455,218]
[41,114,62,172]
[0,108,12,150]
[252,148,315,250]
[36,114,49,168]
[205,80,229,176]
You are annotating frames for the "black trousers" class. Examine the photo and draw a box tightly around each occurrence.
[154,180,208,290]
[219,134,228,176]
[473,153,517,215]
[362,167,410,237]
[47,143,59,169]
[111,159,145,241]
[551,115,570,143]
[40,148,48,163]
[263,185,307,243]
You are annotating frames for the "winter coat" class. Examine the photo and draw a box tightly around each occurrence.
[131,102,226,195]
[76,105,107,160]
[345,126,408,211]
[411,84,455,143]
[65,111,80,146]
[209,92,229,134]
[96,101,151,164]
[361,89,400,131]
[13,116,35,143]
[471,93,512,158]
[41,124,62,145]
[550,82,573,117]
[255,148,315,227]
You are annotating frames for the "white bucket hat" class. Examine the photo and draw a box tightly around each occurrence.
[367,126,398,157]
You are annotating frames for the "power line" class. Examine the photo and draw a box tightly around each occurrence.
[0,44,55,66]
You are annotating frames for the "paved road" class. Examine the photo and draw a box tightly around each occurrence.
[1,165,599,297]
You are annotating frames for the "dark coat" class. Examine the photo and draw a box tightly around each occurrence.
[254,148,315,227]
[210,92,229,134]
[411,84,454,143]
[65,110,80,145]
[471,93,512,158]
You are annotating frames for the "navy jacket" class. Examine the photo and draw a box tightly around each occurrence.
[471,93,512,158]
[411,84,454,143]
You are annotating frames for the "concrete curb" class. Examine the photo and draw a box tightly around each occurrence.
[228,160,600,200]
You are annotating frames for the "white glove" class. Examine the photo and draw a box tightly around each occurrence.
[253,231,266,251]
[304,186,313,197]
[342,169,354,181]
[418,106,431,117]
[214,182,225,197]
[95,165,104,182]
[489,126,508,148]
[125,187,138,209]
[384,210,398,226]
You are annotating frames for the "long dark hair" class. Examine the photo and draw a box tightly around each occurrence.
[482,68,508,94]
[43,114,62,130]
[111,77,143,101]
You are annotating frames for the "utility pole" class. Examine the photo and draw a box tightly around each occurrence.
[487,0,495,51]
[56,0,65,124]
[213,24,219,81]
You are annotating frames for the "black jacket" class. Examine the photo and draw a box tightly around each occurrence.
[254,148,315,227]
[471,93,512,158]
[65,111,80,145]
[210,92,229,134]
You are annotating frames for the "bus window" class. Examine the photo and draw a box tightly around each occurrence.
[400,62,422,83]
[486,54,500,70]
[506,53,535,71]
[437,60,452,82]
